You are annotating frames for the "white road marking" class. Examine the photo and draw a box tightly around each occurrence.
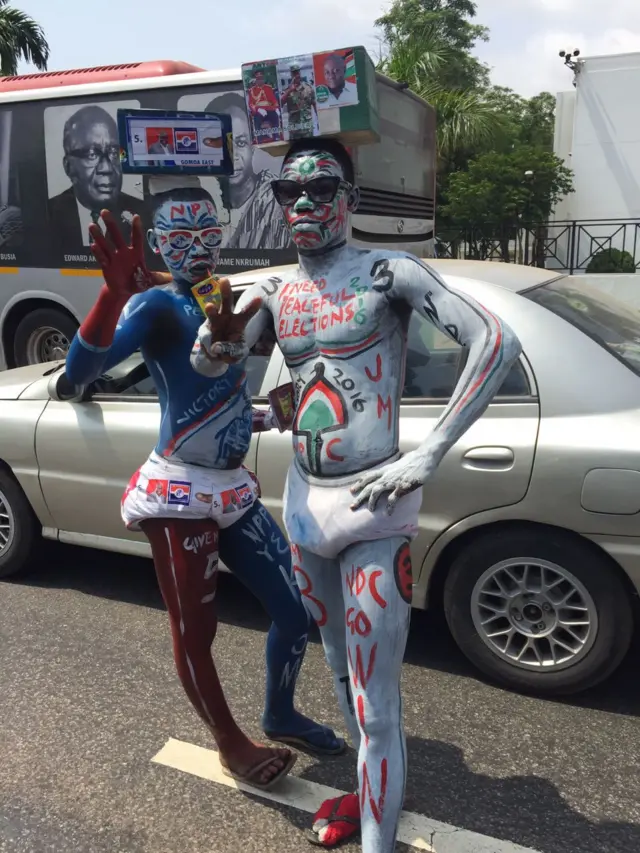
[152,738,541,853]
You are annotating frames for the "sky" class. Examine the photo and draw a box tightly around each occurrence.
[15,0,640,98]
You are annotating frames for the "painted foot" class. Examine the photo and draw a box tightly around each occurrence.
[219,743,296,791]
[307,793,360,848]
[263,711,346,756]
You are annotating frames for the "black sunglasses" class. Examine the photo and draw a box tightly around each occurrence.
[271,176,352,206]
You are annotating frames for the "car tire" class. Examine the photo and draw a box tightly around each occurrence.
[0,469,41,579]
[13,308,79,366]
[443,528,633,696]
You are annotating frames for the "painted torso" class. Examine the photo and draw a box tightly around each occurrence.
[68,285,253,470]
[137,288,252,468]
[256,246,410,477]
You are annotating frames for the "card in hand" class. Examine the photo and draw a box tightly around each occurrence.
[268,382,295,432]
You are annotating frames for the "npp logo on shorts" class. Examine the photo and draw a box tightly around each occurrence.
[168,480,192,506]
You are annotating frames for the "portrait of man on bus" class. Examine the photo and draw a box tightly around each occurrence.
[47,104,146,250]
[203,91,290,251]
[0,109,23,250]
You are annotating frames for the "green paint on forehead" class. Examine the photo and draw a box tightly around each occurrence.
[283,149,342,180]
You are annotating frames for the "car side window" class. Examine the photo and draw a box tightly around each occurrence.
[124,371,157,396]
[403,313,463,399]
[96,354,270,399]
[403,313,531,400]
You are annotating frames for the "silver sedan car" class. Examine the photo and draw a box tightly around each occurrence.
[0,260,638,697]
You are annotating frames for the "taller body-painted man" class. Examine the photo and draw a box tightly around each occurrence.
[64,176,343,791]
[191,140,522,851]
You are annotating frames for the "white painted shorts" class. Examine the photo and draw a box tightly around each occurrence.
[121,451,261,531]
[283,456,422,560]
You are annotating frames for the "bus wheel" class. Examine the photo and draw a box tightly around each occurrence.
[13,308,79,366]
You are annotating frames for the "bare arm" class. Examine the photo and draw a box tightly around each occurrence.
[351,254,522,513]
[190,280,271,377]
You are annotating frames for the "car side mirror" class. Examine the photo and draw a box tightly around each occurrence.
[47,370,91,403]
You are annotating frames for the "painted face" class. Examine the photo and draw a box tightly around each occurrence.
[64,119,122,210]
[276,150,351,251]
[150,196,222,284]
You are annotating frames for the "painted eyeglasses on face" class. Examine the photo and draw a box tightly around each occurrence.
[270,176,351,206]
[153,227,223,251]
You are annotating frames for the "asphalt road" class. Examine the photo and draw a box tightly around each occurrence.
[1,542,639,853]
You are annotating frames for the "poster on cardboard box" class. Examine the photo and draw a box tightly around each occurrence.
[313,49,359,110]
[242,60,285,146]
[242,46,379,155]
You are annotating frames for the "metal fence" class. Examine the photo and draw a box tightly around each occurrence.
[435,219,640,274]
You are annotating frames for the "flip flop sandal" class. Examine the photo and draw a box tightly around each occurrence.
[306,794,361,848]
[264,731,347,757]
[220,750,297,792]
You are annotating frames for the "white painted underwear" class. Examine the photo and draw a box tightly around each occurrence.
[121,451,260,531]
[283,456,422,560]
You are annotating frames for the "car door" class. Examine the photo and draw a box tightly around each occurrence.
[255,311,540,568]
[401,312,539,573]
[35,349,276,547]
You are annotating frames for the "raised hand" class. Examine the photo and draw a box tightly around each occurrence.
[89,210,172,297]
[199,278,262,364]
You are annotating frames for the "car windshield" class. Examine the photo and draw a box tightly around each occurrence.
[524,277,640,377]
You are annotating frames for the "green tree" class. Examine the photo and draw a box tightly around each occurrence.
[483,87,556,152]
[377,28,506,163]
[0,1,48,77]
[440,146,574,262]
[376,0,489,90]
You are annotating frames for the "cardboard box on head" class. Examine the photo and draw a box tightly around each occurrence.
[241,46,380,156]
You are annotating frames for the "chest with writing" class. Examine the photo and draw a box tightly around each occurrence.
[273,275,387,356]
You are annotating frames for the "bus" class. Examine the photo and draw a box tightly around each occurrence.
[0,58,436,368]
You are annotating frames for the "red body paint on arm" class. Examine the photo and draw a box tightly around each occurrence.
[79,285,129,349]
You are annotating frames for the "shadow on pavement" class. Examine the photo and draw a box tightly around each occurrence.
[400,736,640,853]
[10,542,640,720]
[214,733,640,853]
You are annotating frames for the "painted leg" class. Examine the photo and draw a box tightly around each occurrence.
[220,501,343,756]
[293,543,364,849]
[141,517,295,790]
[290,542,361,749]
[340,536,412,853]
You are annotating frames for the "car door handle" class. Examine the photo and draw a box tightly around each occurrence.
[462,446,514,470]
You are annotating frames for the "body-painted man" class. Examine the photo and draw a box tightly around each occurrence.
[64,175,343,791]
[191,139,522,850]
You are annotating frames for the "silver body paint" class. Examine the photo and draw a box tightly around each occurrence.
[190,146,522,853]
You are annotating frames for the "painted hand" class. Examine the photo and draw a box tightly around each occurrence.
[199,280,262,364]
[349,450,438,515]
[89,210,172,297]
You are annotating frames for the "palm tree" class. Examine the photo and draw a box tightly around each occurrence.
[0,1,48,77]
[377,27,506,163]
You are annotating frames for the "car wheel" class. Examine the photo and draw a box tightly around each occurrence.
[443,528,633,696]
[13,308,79,366]
[0,469,41,579]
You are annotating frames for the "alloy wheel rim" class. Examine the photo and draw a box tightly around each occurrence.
[471,558,598,672]
[0,487,15,554]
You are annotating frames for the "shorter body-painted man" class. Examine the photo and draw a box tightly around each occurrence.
[191,141,522,850]
[65,176,343,790]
